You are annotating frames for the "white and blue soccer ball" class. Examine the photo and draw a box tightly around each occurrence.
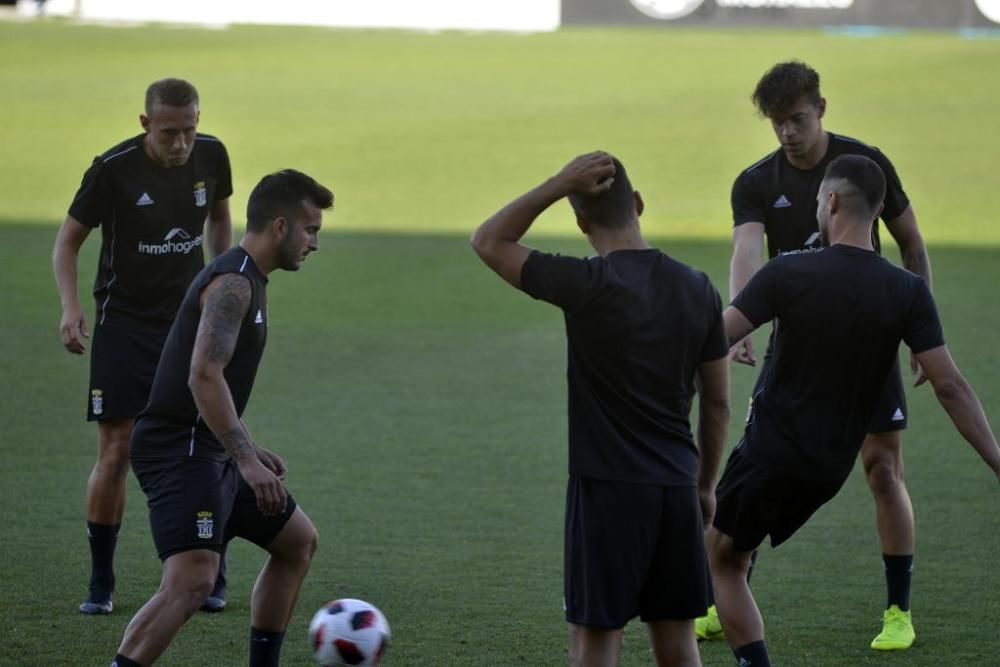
[309,598,390,666]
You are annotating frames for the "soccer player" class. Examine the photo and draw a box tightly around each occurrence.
[471,152,731,667]
[699,60,933,649]
[53,78,233,614]
[110,169,332,667]
[706,154,1000,667]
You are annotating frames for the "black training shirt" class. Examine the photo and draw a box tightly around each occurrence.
[732,244,943,483]
[131,247,268,461]
[69,133,233,329]
[732,133,908,258]
[522,249,729,486]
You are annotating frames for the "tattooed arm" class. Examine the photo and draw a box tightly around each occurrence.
[190,273,287,515]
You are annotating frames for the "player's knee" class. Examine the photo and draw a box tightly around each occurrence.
[95,443,130,478]
[281,525,318,568]
[865,457,904,497]
[163,573,216,615]
[297,526,319,564]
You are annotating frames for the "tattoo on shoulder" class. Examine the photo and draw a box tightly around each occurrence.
[199,274,252,365]
[219,427,256,462]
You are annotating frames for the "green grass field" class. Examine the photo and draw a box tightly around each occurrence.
[1,18,999,666]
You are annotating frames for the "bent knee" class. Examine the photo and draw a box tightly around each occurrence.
[301,527,319,561]
[866,461,906,497]
[160,576,216,614]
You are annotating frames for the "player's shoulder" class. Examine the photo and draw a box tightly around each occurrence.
[732,149,781,194]
[92,134,144,167]
[194,132,229,155]
[737,149,781,179]
[195,132,226,145]
[658,252,719,294]
[829,133,892,162]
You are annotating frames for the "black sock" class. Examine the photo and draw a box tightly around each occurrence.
[883,554,913,611]
[734,640,771,666]
[249,627,286,667]
[87,522,120,595]
[111,654,142,667]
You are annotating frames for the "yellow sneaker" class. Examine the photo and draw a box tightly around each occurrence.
[694,604,725,641]
[870,605,915,650]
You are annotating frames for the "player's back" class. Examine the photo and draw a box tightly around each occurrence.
[522,248,727,486]
[735,244,941,482]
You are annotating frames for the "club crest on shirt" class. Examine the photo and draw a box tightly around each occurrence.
[196,511,214,539]
[193,181,207,208]
[91,389,104,415]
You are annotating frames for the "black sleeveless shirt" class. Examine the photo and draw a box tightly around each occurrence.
[131,246,268,461]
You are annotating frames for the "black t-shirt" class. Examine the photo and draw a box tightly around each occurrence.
[732,244,943,483]
[131,247,268,461]
[68,133,233,330]
[732,133,909,258]
[521,249,729,486]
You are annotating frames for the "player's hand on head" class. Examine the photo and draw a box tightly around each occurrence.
[556,151,616,196]
[730,337,756,366]
[59,304,89,354]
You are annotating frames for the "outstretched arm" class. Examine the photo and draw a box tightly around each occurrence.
[723,306,757,349]
[190,274,287,514]
[915,345,1000,480]
[470,151,615,288]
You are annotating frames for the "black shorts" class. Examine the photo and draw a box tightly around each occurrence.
[564,476,709,629]
[88,324,168,421]
[868,357,908,433]
[712,446,842,552]
[131,456,297,560]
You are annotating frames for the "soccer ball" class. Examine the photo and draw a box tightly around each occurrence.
[309,598,390,666]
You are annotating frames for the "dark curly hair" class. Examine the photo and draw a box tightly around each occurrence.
[752,61,821,119]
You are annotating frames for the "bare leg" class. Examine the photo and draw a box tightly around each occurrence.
[251,507,318,631]
[861,431,914,556]
[706,527,763,650]
[86,418,133,524]
[116,549,219,665]
[647,619,701,667]
[568,624,622,667]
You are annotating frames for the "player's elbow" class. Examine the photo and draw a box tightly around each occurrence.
[470,226,492,259]
[702,394,731,424]
[932,374,966,406]
[187,364,217,397]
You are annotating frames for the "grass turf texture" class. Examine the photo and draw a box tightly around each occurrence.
[1,19,999,666]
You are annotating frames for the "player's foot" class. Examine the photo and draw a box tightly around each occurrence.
[200,582,227,612]
[694,604,725,641]
[870,605,915,650]
[200,595,227,612]
[79,592,113,615]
